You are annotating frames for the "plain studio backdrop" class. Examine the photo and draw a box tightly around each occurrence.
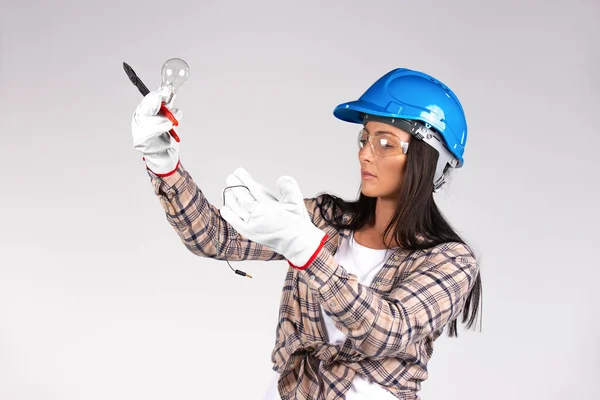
[1,0,598,399]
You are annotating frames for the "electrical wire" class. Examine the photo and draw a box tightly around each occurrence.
[216,185,255,278]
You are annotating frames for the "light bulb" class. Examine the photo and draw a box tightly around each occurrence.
[160,58,190,105]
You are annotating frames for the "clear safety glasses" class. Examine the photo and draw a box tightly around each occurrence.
[358,128,409,157]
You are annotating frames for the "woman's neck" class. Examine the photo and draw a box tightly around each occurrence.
[356,196,400,249]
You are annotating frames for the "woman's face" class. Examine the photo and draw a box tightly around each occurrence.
[358,121,412,199]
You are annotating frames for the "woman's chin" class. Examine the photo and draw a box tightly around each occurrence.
[360,186,380,197]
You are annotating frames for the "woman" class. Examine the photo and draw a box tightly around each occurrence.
[130,67,482,400]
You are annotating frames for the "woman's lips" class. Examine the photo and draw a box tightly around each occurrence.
[361,171,376,179]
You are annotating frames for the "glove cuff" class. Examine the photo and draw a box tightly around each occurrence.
[143,156,180,177]
[287,230,329,270]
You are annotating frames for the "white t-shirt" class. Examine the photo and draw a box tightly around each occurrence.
[263,232,397,399]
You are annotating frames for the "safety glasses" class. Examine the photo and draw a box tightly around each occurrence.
[358,128,409,157]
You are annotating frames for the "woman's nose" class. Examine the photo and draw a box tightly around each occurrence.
[359,143,375,162]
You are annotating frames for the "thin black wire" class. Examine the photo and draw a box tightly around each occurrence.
[217,185,255,278]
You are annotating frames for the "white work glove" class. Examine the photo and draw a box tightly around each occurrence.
[131,90,183,175]
[220,168,329,269]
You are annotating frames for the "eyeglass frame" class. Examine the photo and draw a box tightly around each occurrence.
[357,127,410,157]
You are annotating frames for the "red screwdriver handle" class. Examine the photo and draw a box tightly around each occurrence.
[160,103,180,142]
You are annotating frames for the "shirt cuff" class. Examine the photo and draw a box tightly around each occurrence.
[146,162,187,199]
[302,247,351,303]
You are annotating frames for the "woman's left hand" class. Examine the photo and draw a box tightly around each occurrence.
[219,167,328,269]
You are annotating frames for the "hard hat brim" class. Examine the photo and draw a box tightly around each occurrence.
[333,100,424,125]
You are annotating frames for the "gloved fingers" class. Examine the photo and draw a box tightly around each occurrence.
[231,167,261,199]
[276,175,304,206]
[276,175,311,220]
[232,167,279,202]
[225,172,244,188]
[141,114,175,131]
[220,205,248,233]
[135,91,163,116]
[261,185,280,202]
[133,115,176,143]
[138,132,179,154]
[222,196,250,224]
[225,174,256,218]
[132,108,183,144]
[158,105,183,125]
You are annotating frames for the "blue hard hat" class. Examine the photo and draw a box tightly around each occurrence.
[333,68,468,167]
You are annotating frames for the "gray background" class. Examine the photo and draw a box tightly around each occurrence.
[1,0,599,398]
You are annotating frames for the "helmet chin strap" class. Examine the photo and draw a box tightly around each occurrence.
[361,114,458,192]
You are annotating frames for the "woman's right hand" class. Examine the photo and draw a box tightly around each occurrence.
[131,90,183,176]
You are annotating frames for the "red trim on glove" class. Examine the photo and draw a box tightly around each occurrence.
[287,233,329,270]
[143,158,180,177]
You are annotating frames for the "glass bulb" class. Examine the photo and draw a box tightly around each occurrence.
[160,58,190,104]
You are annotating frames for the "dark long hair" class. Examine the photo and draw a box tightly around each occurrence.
[316,136,482,337]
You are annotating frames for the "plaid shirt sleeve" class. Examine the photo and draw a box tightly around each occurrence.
[302,220,479,358]
[145,162,285,262]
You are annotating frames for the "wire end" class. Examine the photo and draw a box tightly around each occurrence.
[235,269,252,279]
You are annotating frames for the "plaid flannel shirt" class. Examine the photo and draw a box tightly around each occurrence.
[146,162,479,400]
